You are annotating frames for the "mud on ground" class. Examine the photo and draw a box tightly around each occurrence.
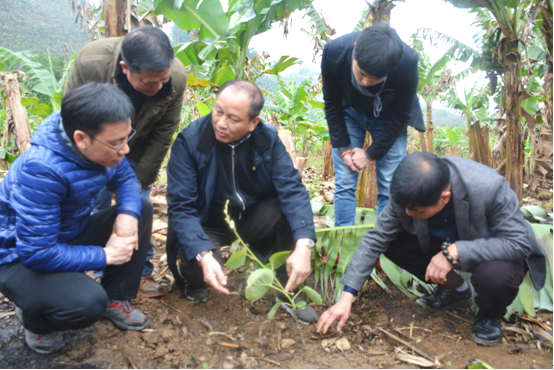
[0,268,552,369]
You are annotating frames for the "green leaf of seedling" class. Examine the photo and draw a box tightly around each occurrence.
[202,362,209,369]
[295,300,306,309]
[446,361,452,367]
[225,248,247,268]
[231,239,241,251]
[268,300,282,320]
[299,284,323,305]
[268,251,291,270]
[245,268,274,301]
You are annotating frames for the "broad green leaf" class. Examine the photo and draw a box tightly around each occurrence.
[20,97,39,107]
[213,65,236,86]
[245,268,274,301]
[29,104,52,119]
[261,56,301,76]
[299,284,323,305]
[518,273,536,316]
[379,255,417,300]
[521,205,549,218]
[268,251,291,270]
[231,239,241,251]
[197,101,211,117]
[268,300,282,320]
[225,248,247,268]
[295,300,307,309]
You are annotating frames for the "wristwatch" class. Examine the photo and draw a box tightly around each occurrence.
[297,238,315,249]
[196,250,213,262]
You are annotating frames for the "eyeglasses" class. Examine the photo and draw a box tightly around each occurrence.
[86,128,136,152]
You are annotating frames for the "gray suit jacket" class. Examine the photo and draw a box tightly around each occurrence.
[341,156,546,292]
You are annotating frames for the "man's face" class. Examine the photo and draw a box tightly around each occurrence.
[352,59,386,87]
[120,61,171,97]
[405,188,452,219]
[212,88,260,144]
[75,120,132,167]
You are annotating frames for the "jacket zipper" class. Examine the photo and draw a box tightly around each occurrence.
[230,145,246,220]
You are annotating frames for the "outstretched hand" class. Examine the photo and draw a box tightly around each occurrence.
[316,291,355,334]
[199,253,230,295]
[284,242,312,293]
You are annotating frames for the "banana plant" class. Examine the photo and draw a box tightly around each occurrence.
[153,0,311,86]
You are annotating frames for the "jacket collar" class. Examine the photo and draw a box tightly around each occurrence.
[448,161,471,241]
[197,113,271,155]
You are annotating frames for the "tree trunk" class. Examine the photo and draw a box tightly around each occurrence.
[418,132,428,152]
[1,72,32,154]
[369,0,396,24]
[104,0,128,37]
[502,37,523,199]
[356,132,378,209]
[426,105,434,154]
[322,141,334,179]
[467,121,490,167]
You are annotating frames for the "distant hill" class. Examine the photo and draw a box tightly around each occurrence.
[0,0,91,57]
[429,108,466,127]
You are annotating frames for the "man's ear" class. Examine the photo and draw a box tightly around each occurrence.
[441,188,452,205]
[119,60,130,76]
[248,116,261,132]
[73,130,89,151]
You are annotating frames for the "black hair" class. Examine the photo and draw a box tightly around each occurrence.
[354,24,404,78]
[61,82,135,142]
[217,80,265,120]
[120,26,174,74]
[390,152,451,209]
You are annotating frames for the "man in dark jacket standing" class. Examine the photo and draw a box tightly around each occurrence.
[166,80,318,324]
[317,152,546,346]
[0,83,153,354]
[66,26,187,297]
[322,24,424,224]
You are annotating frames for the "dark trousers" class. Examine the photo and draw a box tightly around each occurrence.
[178,198,294,287]
[384,231,526,316]
[0,200,153,334]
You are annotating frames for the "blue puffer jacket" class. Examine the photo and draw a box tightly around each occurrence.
[0,111,142,272]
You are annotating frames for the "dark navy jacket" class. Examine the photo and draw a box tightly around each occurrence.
[0,111,142,272]
[321,32,425,160]
[166,114,316,291]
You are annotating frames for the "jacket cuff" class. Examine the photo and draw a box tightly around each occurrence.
[292,227,316,242]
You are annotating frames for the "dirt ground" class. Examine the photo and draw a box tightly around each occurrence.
[0,267,552,369]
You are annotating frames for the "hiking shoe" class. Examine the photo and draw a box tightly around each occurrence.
[417,285,473,312]
[470,311,502,346]
[15,307,64,354]
[185,283,208,302]
[103,300,148,331]
[276,295,319,325]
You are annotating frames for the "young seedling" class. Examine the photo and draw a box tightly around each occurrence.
[222,201,322,345]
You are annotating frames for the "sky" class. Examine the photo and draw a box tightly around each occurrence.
[250,0,480,70]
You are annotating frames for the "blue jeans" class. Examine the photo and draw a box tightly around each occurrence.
[93,158,154,277]
[332,107,407,226]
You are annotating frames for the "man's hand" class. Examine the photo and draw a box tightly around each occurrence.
[317,291,356,334]
[425,243,458,284]
[104,233,137,265]
[113,214,138,250]
[351,148,370,170]
[284,241,312,293]
[341,151,359,172]
[199,253,230,295]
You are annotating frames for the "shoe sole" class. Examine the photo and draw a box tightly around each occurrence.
[138,290,165,298]
[469,332,500,346]
[416,297,474,313]
[104,316,149,331]
[276,298,311,325]
[25,341,65,355]
[185,293,207,302]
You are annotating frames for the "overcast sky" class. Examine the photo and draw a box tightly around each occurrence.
[250,0,480,70]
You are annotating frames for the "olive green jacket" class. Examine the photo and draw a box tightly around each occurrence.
[65,37,187,184]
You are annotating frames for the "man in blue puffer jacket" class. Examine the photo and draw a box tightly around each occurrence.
[0,83,153,354]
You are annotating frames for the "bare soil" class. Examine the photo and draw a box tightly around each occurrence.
[0,268,552,369]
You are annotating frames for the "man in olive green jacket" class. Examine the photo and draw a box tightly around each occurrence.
[66,26,187,297]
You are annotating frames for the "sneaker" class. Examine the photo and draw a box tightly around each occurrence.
[470,311,502,346]
[417,285,473,312]
[276,294,319,325]
[15,307,64,354]
[103,300,148,331]
[185,283,208,302]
